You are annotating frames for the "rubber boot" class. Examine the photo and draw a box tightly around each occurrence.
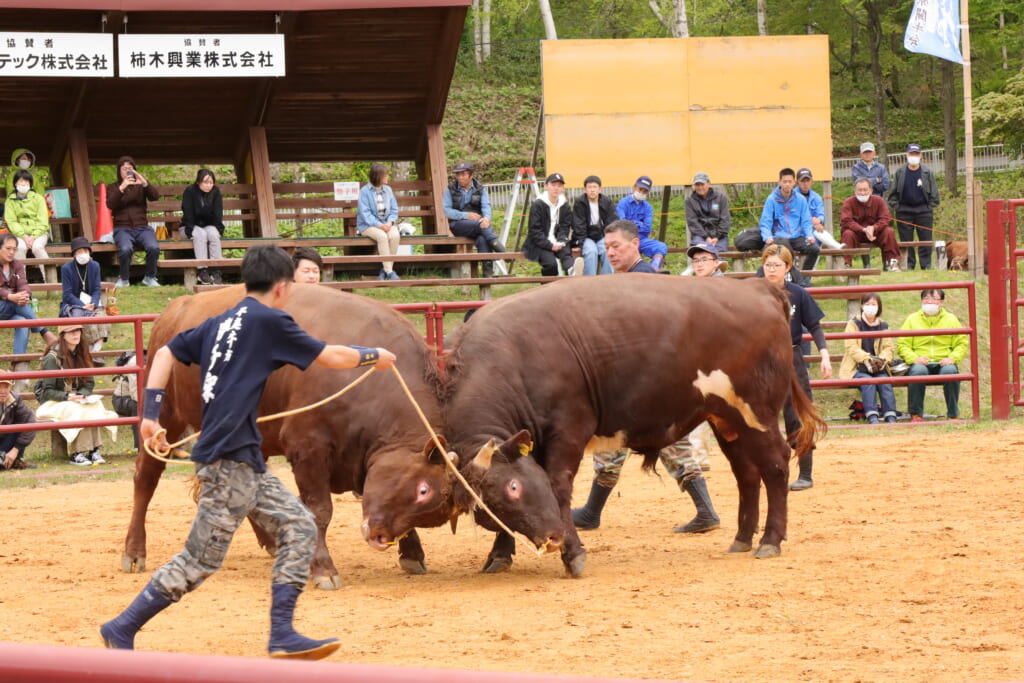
[571,480,613,530]
[268,583,340,660]
[674,477,721,533]
[482,260,495,278]
[211,268,224,285]
[650,254,665,271]
[12,361,30,394]
[488,238,507,253]
[197,267,213,285]
[100,581,173,649]
[790,454,814,491]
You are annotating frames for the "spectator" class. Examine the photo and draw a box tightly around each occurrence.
[356,163,403,281]
[760,244,831,490]
[60,236,109,354]
[35,323,117,466]
[887,143,940,270]
[616,175,667,271]
[840,293,897,425]
[758,167,819,272]
[107,156,160,287]
[292,247,323,284]
[603,219,657,274]
[0,233,59,389]
[685,172,730,249]
[840,177,901,272]
[5,169,51,282]
[685,240,725,278]
[180,169,224,286]
[795,168,841,250]
[850,142,890,196]
[443,161,507,277]
[897,288,968,421]
[4,148,47,197]
[524,173,582,276]
[570,175,617,276]
[0,370,37,470]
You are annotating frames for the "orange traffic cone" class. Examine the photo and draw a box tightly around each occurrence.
[96,182,114,243]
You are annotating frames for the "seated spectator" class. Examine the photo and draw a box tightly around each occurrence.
[60,236,109,354]
[0,233,58,390]
[840,177,900,272]
[840,293,897,424]
[293,247,323,284]
[0,370,37,470]
[357,163,403,281]
[685,241,725,278]
[603,219,657,274]
[758,167,819,272]
[180,169,224,285]
[35,323,117,466]
[686,172,730,250]
[898,288,968,421]
[570,175,617,276]
[5,148,47,196]
[616,175,667,271]
[443,161,507,277]
[524,173,582,276]
[107,156,160,287]
[795,168,841,250]
[5,169,51,282]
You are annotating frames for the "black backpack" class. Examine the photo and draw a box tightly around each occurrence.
[733,227,764,252]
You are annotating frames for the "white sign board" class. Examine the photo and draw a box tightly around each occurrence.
[0,32,113,77]
[333,182,360,202]
[118,34,285,78]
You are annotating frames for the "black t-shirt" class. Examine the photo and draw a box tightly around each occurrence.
[628,259,658,273]
[167,296,326,472]
[784,281,824,347]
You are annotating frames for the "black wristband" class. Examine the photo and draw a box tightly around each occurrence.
[350,345,379,367]
[143,388,165,421]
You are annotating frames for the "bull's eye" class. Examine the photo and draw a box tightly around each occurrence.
[419,485,429,496]
[416,482,432,503]
[505,479,522,501]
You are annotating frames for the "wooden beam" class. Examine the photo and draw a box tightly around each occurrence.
[424,123,449,236]
[423,6,467,124]
[248,127,278,238]
[68,129,96,240]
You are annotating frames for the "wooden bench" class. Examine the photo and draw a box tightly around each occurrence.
[897,241,939,270]
[19,257,66,285]
[145,183,259,236]
[198,275,561,301]
[272,180,439,236]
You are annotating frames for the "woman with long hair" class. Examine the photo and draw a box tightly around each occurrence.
[180,168,225,285]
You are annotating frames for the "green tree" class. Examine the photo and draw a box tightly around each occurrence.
[975,68,1024,156]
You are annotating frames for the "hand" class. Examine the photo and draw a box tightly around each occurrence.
[552,242,563,252]
[869,357,887,374]
[3,449,17,469]
[914,356,930,365]
[84,303,96,312]
[819,354,833,379]
[140,418,167,452]
[132,169,149,186]
[708,237,718,245]
[68,393,84,403]
[807,236,817,245]
[864,226,875,241]
[373,348,397,371]
[24,236,34,248]
[467,212,482,220]
[380,222,393,233]
[938,357,956,367]
[12,291,30,306]
[479,217,491,229]
[765,237,775,245]
[811,218,823,231]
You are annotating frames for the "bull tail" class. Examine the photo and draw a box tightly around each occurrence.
[790,372,827,458]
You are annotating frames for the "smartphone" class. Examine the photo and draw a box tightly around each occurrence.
[127,171,136,180]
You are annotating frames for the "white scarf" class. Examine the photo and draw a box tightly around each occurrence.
[539,192,566,243]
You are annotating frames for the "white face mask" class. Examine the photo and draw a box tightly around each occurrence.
[15,184,30,195]
[855,193,870,203]
[633,191,647,201]
[17,159,31,170]
[922,303,940,316]
[907,155,922,167]
[862,304,879,318]
[75,253,91,266]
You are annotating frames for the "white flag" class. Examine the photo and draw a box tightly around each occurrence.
[904,0,963,64]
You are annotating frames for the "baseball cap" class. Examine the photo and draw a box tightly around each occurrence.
[687,242,720,259]
[635,176,653,191]
[0,371,13,386]
[545,173,565,185]
[59,323,84,335]
[907,143,922,153]
[860,142,875,153]
[453,161,474,174]
[692,172,710,184]
[797,168,813,180]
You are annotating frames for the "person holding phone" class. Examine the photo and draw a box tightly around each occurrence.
[106,156,161,287]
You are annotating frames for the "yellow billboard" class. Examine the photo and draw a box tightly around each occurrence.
[542,36,832,187]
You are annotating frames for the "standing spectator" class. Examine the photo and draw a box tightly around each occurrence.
[840,178,901,271]
[887,143,940,270]
[840,293,897,425]
[107,156,161,287]
[35,323,117,466]
[850,142,890,196]
[897,288,968,421]
[570,175,617,275]
[443,161,507,277]
[356,163,403,281]
[616,175,667,271]
[0,371,37,470]
[292,247,323,284]
[685,172,730,249]
[758,168,819,272]
[180,169,224,285]
[4,148,47,196]
[60,236,108,354]
[5,169,51,282]
[524,173,581,276]
[0,233,58,389]
[795,168,841,250]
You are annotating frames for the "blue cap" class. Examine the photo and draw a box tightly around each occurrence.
[635,176,653,191]
[907,143,922,153]
[687,241,719,259]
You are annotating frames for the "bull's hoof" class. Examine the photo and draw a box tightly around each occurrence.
[312,574,342,590]
[753,544,781,559]
[399,558,428,575]
[564,551,587,578]
[482,556,513,574]
[120,552,145,573]
[727,540,753,554]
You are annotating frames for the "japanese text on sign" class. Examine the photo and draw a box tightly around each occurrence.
[119,34,285,78]
[334,182,360,202]
[0,32,113,77]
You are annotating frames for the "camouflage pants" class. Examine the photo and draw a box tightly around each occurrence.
[151,459,316,602]
[591,438,703,489]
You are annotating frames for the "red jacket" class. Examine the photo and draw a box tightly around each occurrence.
[0,259,30,300]
[840,195,892,235]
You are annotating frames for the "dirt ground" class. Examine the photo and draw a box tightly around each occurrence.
[0,424,1021,682]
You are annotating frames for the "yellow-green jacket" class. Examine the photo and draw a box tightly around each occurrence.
[897,308,968,364]
[4,190,50,238]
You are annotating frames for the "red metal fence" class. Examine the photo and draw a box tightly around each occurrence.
[987,198,1024,419]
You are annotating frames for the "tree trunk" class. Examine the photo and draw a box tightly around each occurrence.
[757,0,767,35]
[1000,12,1008,69]
[865,0,887,159]
[537,0,558,40]
[675,0,689,38]
[472,0,482,66]
[941,59,959,196]
[482,0,492,61]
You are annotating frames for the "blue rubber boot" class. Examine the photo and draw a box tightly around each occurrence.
[100,581,173,649]
[650,254,665,271]
[268,583,340,660]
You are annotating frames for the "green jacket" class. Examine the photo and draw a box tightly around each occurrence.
[37,350,94,403]
[5,148,47,197]
[4,190,50,238]
[897,308,968,365]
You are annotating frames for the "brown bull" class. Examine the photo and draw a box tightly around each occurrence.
[122,285,456,588]
[442,275,826,576]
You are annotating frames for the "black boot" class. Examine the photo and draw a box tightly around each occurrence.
[790,454,813,491]
[674,477,721,533]
[571,480,613,530]
[482,260,495,278]
[197,268,213,285]
[100,581,173,649]
[488,238,507,253]
[268,583,340,660]
[211,268,223,285]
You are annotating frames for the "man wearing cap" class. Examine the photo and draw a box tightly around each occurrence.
[758,168,819,271]
[524,173,582,276]
[887,143,940,270]
[616,175,667,271]
[442,161,507,277]
[841,177,901,272]
[570,175,618,275]
[0,371,37,470]
[796,168,841,250]
[850,142,890,197]
[685,172,730,250]
[0,233,59,388]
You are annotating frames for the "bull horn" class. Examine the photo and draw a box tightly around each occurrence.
[446,450,459,467]
[449,513,459,534]
[472,439,497,470]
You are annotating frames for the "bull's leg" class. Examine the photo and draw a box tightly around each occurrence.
[482,530,516,573]
[753,431,791,558]
[714,428,762,555]
[287,450,342,591]
[398,530,427,575]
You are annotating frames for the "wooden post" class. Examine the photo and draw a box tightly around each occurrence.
[425,123,449,236]
[68,129,95,240]
[248,127,278,238]
[960,0,979,278]
[658,185,672,243]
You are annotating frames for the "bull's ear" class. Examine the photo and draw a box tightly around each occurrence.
[499,429,534,461]
[423,437,456,467]
[471,439,498,470]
